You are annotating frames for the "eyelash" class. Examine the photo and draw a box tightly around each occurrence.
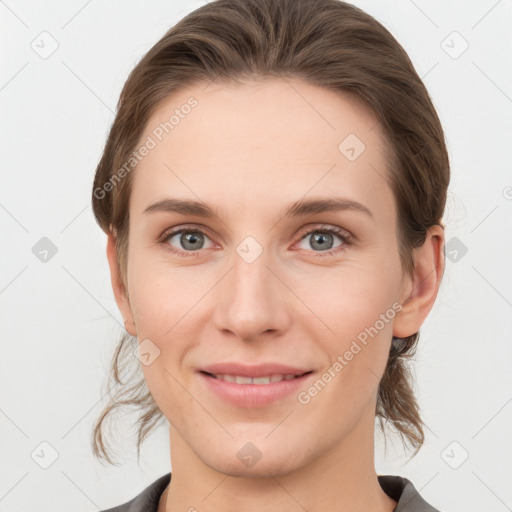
[159,224,353,259]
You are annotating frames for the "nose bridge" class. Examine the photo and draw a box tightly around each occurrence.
[213,237,289,339]
[232,242,272,297]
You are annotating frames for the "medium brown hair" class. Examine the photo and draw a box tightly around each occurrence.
[91,0,449,465]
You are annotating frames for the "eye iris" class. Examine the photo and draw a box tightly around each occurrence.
[311,232,333,251]
[181,232,203,250]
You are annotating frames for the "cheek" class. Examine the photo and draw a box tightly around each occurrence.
[303,261,400,336]
[126,249,212,342]
[128,259,203,411]
[296,262,401,381]
[127,273,169,338]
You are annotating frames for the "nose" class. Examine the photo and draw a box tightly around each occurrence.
[212,245,292,341]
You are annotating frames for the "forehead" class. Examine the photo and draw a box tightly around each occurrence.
[130,77,395,226]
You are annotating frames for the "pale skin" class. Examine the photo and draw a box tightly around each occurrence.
[106,77,444,512]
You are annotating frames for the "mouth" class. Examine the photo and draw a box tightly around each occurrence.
[200,370,313,385]
[198,370,315,407]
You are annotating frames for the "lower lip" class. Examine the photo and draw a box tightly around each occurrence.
[198,371,314,408]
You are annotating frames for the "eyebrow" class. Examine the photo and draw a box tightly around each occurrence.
[143,197,373,219]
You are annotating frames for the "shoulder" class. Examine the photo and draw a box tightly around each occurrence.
[99,472,171,512]
[378,474,445,512]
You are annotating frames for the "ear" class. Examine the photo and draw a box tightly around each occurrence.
[393,225,445,338]
[106,232,137,337]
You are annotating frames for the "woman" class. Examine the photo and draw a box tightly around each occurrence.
[91,0,448,510]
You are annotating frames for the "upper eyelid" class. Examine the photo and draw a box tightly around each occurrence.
[160,224,216,242]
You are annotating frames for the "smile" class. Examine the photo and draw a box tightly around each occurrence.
[206,373,303,384]
[199,371,315,407]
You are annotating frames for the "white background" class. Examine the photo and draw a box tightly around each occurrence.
[1,1,511,511]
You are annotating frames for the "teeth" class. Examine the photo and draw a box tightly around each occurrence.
[212,374,299,384]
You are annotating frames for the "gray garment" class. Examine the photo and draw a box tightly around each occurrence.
[100,472,443,512]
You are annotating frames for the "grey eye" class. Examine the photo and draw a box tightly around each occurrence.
[167,230,213,251]
[298,231,344,252]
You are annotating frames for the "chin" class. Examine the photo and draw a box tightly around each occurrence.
[203,452,303,480]
[194,431,311,479]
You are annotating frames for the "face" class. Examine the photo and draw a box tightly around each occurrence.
[111,77,419,477]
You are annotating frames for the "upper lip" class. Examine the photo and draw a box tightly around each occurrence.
[199,362,313,378]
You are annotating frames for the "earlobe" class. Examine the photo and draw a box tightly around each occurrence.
[393,225,445,339]
[106,232,137,337]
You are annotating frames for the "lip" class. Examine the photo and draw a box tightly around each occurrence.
[199,362,312,378]
[198,369,315,408]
